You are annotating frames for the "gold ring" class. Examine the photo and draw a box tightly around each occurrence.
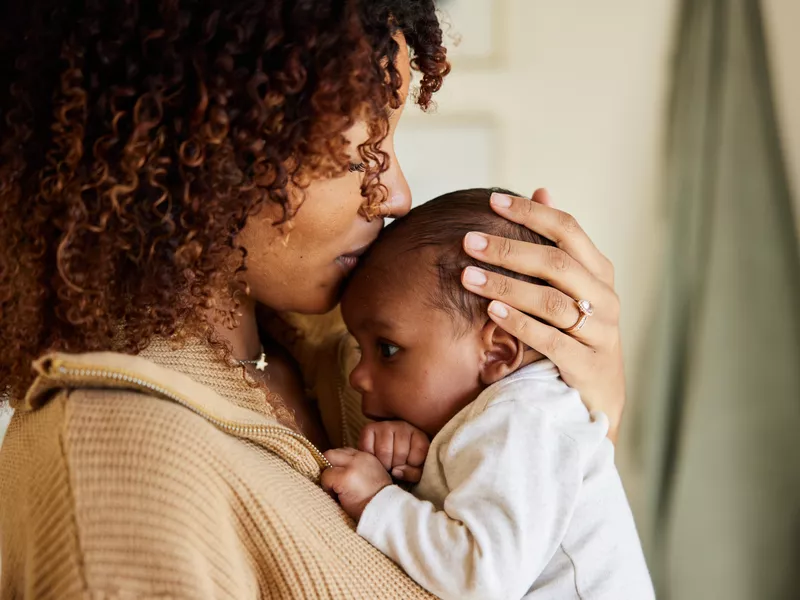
[563,299,593,333]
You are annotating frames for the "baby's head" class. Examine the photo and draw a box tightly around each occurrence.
[341,188,556,436]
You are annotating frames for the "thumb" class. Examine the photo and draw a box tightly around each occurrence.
[320,466,347,495]
[392,465,423,483]
[324,447,357,467]
[532,188,553,207]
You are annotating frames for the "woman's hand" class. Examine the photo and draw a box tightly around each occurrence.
[461,189,625,443]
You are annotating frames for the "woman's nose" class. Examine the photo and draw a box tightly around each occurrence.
[349,360,372,395]
[380,150,412,218]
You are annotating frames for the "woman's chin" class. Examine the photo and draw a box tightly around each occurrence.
[294,297,340,315]
[289,278,347,315]
[252,264,348,315]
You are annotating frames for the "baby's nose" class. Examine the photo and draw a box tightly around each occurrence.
[349,361,372,395]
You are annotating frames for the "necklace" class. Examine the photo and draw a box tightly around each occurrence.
[237,348,269,371]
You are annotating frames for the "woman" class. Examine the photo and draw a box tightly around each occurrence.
[0,1,625,598]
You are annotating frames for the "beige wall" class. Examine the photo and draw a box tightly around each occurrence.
[763,0,800,231]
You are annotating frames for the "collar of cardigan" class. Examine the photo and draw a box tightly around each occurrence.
[19,349,328,480]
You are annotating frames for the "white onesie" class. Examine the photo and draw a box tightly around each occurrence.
[357,360,655,600]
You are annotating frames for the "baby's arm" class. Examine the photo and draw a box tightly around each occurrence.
[325,399,598,600]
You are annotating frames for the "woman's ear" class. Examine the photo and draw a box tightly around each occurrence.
[478,320,525,386]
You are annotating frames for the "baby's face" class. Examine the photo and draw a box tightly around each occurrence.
[341,248,486,438]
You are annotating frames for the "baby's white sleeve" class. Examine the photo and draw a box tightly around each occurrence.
[357,397,600,600]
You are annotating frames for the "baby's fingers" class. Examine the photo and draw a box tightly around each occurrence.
[373,429,396,470]
[359,426,402,470]
[358,427,377,456]
[391,465,423,483]
[390,431,412,469]
[406,430,430,467]
[323,447,358,467]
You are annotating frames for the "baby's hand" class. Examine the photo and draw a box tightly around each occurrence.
[322,448,392,520]
[358,421,430,483]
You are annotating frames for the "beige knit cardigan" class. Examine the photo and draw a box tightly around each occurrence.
[0,313,432,599]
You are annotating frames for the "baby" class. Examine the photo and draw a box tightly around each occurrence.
[322,188,655,600]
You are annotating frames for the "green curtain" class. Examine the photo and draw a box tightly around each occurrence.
[633,0,800,598]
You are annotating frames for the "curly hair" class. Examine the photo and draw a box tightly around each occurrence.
[0,0,449,402]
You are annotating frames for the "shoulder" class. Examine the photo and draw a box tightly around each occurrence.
[463,361,581,421]
[450,361,608,454]
[58,386,227,463]
[16,386,243,511]
[4,385,260,535]
[2,387,279,597]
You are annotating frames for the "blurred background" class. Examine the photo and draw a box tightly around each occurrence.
[397,0,800,598]
[0,1,797,597]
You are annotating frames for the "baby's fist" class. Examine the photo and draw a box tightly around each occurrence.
[322,448,392,520]
[358,420,430,483]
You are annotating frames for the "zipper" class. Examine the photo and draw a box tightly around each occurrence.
[42,357,331,470]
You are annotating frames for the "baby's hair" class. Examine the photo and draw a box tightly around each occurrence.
[364,188,556,334]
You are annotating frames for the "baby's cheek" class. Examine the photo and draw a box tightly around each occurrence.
[430,365,483,423]
[404,375,456,434]
[385,373,430,423]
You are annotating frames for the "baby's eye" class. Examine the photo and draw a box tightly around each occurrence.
[349,162,366,173]
[378,342,400,359]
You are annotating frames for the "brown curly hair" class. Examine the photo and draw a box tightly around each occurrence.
[0,0,449,401]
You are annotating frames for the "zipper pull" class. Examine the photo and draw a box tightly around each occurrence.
[33,354,66,377]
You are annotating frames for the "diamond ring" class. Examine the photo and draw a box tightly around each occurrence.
[563,299,594,334]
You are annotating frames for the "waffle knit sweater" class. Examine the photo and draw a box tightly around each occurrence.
[0,321,433,599]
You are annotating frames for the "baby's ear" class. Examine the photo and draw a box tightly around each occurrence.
[478,320,525,386]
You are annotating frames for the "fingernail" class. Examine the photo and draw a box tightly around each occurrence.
[488,301,509,318]
[464,232,488,251]
[463,267,487,286]
[490,192,512,208]
[392,468,403,478]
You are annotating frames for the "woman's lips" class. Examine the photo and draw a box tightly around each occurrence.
[335,243,371,275]
[335,254,360,274]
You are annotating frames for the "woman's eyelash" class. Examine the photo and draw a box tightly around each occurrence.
[348,162,366,173]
